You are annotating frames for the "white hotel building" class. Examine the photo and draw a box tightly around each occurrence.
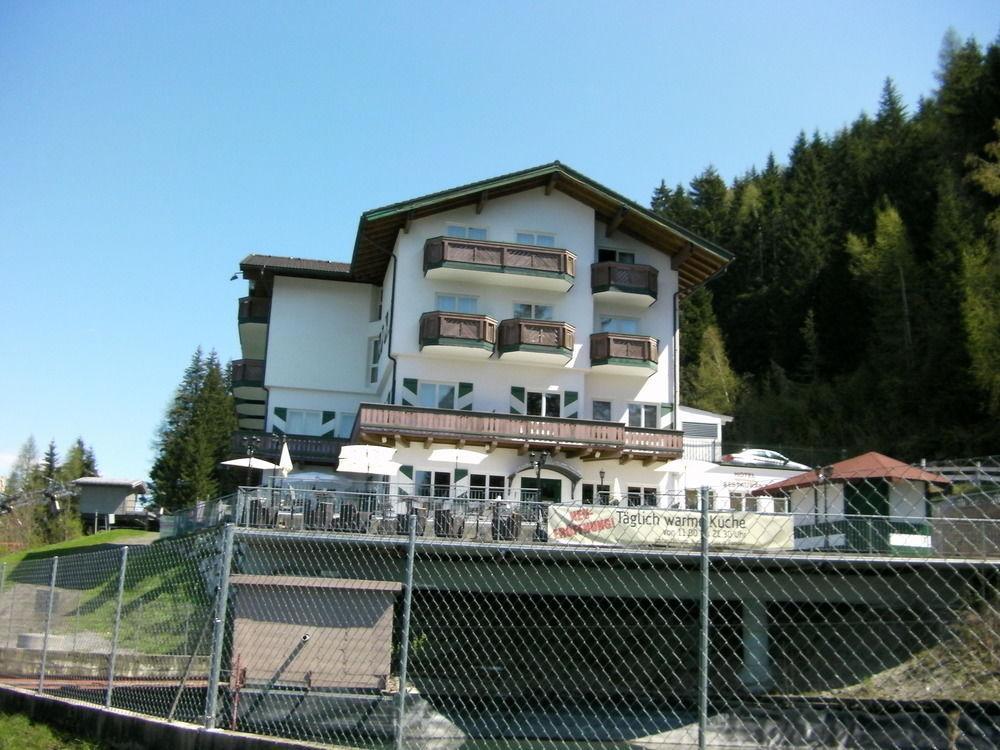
[231,162,734,508]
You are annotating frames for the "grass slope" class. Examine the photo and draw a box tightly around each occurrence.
[0,711,106,749]
[0,530,157,568]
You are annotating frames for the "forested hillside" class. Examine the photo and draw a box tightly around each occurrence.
[655,31,1000,463]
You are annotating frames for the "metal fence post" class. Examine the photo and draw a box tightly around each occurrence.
[204,524,236,729]
[698,486,710,750]
[0,562,5,649]
[105,545,129,708]
[395,511,418,750]
[39,556,58,694]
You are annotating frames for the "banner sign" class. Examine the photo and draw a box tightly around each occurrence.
[547,505,794,550]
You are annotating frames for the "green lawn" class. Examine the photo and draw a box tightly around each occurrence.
[0,530,158,568]
[0,711,107,749]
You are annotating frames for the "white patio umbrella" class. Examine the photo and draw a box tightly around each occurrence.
[220,457,281,471]
[427,448,488,466]
[278,440,294,478]
[336,445,401,477]
[611,477,624,505]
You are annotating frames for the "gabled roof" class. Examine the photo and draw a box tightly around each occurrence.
[350,161,734,293]
[753,451,952,495]
[73,477,148,492]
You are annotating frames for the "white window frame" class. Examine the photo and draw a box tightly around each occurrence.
[367,337,380,384]
[598,248,637,264]
[626,485,658,507]
[513,302,554,320]
[526,390,561,417]
[445,223,487,241]
[516,231,556,247]
[592,400,612,421]
[286,409,323,436]
[436,293,478,314]
[418,381,456,410]
[627,402,659,428]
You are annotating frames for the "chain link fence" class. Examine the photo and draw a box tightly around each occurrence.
[1,457,999,748]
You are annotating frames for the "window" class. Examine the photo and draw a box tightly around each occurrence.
[516,231,556,247]
[592,400,612,421]
[627,486,658,507]
[599,316,640,334]
[470,474,506,500]
[368,338,381,384]
[286,409,322,436]
[418,382,455,410]
[513,303,554,320]
[628,403,659,428]
[446,224,487,240]
[598,248,636,264]
[415,470,451,498]
[527,391,561,417]
[685,488,716,510]
[582,483,611,505]
[437,294,477,313]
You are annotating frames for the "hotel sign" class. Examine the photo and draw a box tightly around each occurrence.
[547,505,794,550]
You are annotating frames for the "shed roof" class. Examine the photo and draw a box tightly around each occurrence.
[752,451,951,495]
[73,477,147,492]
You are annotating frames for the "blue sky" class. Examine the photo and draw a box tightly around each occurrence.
[1,1,997,481]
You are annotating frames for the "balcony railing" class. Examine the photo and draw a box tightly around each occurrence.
[238,296,271,324]
[419,311,497,351]
[230,431,345,465]
[231,359,265,386]
[591,261,658,300]
[590,332,658,368]
[424,236,576,280]
[498,319,575,355]
[354,403,683,460]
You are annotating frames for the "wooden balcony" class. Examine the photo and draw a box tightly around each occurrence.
[238,296,270,360]
[238,296,271,324]
[419,311,497,359]
[590,332,658,376]
[591,262,658,307]
[497,319,575,365]
[423,236,577,292]
[231,359,266,401]
[230,431,345,466]
[353,403,683,463]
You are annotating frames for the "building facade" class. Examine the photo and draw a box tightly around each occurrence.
[232,162,733,507]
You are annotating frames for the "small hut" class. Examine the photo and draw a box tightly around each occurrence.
[753,452,950,555]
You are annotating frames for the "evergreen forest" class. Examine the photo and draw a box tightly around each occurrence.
[656,31,1000,464]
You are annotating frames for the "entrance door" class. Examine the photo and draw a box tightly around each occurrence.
[521,477,562,503]
[844,480,890,552]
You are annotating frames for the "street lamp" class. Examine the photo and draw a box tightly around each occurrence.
[599,469,606,505]
[819,465,833,549]
[242,434,262,487]
[529,451,548,511]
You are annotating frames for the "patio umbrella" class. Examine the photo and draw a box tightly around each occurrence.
[611,477,624,505]
[336,445,401,477]
[220,457,281,471]
[278,440,294,478]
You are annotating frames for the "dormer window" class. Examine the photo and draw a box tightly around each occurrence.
[446,224,487,241]
[516,231,555,247]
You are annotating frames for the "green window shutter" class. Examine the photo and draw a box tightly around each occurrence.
[564,391,578,418]
[510,386,526,415]
[455,468,468,482]
[273,407,287,420]
[458,382,474,411]
[400,465,414,480]
[402,378,419,407]
[322,411,336,424]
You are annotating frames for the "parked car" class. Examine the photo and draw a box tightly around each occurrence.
[721,448,810,471]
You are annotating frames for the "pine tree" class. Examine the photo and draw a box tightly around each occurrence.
[6,436,43,496]
[150,348,237,510]
[58,437,99,482]
[42,440,59,481]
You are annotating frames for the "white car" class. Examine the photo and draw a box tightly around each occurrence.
[721,448,810,471]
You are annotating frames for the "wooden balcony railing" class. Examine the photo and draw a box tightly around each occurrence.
[231,359,265,385]
[424,236,576,279]
[590,332,658,366]
[590,261,658,299]
[354,403,683,460]
[498,319,575,354]
[230,431,346,465]
[419,311,497,350]
[238,296,271,324]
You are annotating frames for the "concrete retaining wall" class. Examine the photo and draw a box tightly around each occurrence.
[0,647,208,680]
[0,684,329,750]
